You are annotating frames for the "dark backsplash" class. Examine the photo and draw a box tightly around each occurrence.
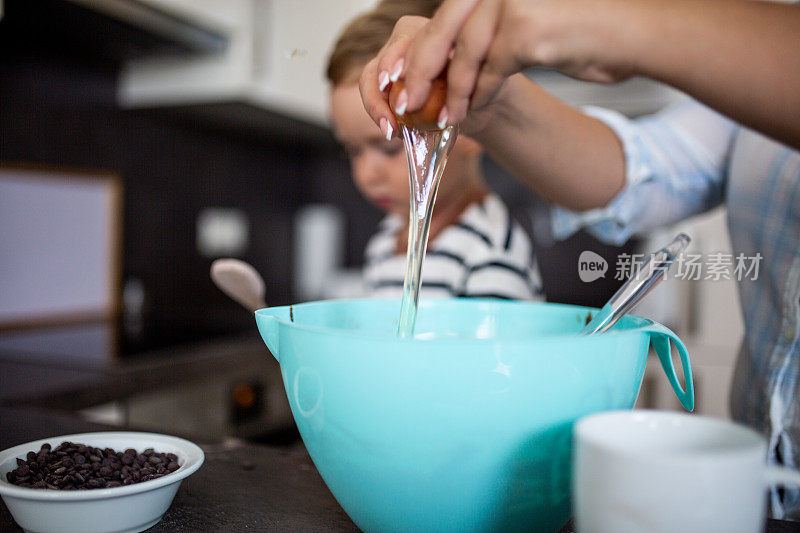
[0,0,632,356]
[0,1,382,354]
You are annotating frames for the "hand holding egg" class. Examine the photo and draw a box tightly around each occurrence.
[389,76,448,131]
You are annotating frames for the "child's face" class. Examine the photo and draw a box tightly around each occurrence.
[330,82,410,218]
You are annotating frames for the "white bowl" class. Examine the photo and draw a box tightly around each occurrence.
[0,432,204,533]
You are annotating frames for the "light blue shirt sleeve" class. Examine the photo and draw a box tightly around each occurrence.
[551,99,739,245]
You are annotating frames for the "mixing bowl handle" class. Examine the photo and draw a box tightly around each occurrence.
[646,322,695,411]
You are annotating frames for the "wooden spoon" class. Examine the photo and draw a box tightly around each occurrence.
[210,258,266,313]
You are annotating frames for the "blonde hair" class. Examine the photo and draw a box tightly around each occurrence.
[326,0,441,86]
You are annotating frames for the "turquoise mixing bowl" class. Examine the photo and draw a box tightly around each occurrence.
[255,299,693,532]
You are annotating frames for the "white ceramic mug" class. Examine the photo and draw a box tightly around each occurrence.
[572,410,800,533]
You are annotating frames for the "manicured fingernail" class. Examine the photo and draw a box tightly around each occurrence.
[389,58,404,82]
[393,89,407,116]
[437,106,448,129]
[380,117,393,140]
[379,71,390,91]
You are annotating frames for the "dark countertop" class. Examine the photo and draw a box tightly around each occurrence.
[0,334,273,410]
[0,333,296,442]
[3,407,800,532]
[0,406,358,532]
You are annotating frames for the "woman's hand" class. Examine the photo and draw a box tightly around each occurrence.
[372,0,633,128]
[363,0,800,149]
[358,0,631,212]
[358,15,430,140]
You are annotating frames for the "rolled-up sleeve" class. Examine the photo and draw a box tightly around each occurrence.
[551,99,738,245]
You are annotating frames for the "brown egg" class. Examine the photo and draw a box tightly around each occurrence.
[389,76,447,131]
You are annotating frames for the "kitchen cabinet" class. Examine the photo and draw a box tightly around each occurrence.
[117,0,678,126]
[64,0,229,57]
[118,0,378,125]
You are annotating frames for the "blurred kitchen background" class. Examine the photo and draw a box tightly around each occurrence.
[0,0,742,444]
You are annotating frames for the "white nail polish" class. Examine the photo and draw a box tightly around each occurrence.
[394,100,407,117]
[437,108,448,130]
[385,122,393,141]
[379,71,390,91]
[389,59,403,82]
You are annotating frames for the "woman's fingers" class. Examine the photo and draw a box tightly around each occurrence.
[359,56,398,140]
[376,16,429,90]
[402,0,524,125]
[444,0,503,124]
[402,0,482,113]
[469,19,526,112]
[362,16,430,137]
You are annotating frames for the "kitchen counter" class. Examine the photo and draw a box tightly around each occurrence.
[0,334,272,410]
[2,407,799,532]
[0,334,295,442]
[0,406,357,531]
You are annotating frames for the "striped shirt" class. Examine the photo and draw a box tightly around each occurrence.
[363,194,543,301]
[553,99,800,519]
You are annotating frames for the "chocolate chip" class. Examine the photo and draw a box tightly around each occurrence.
[7,441,179,491]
